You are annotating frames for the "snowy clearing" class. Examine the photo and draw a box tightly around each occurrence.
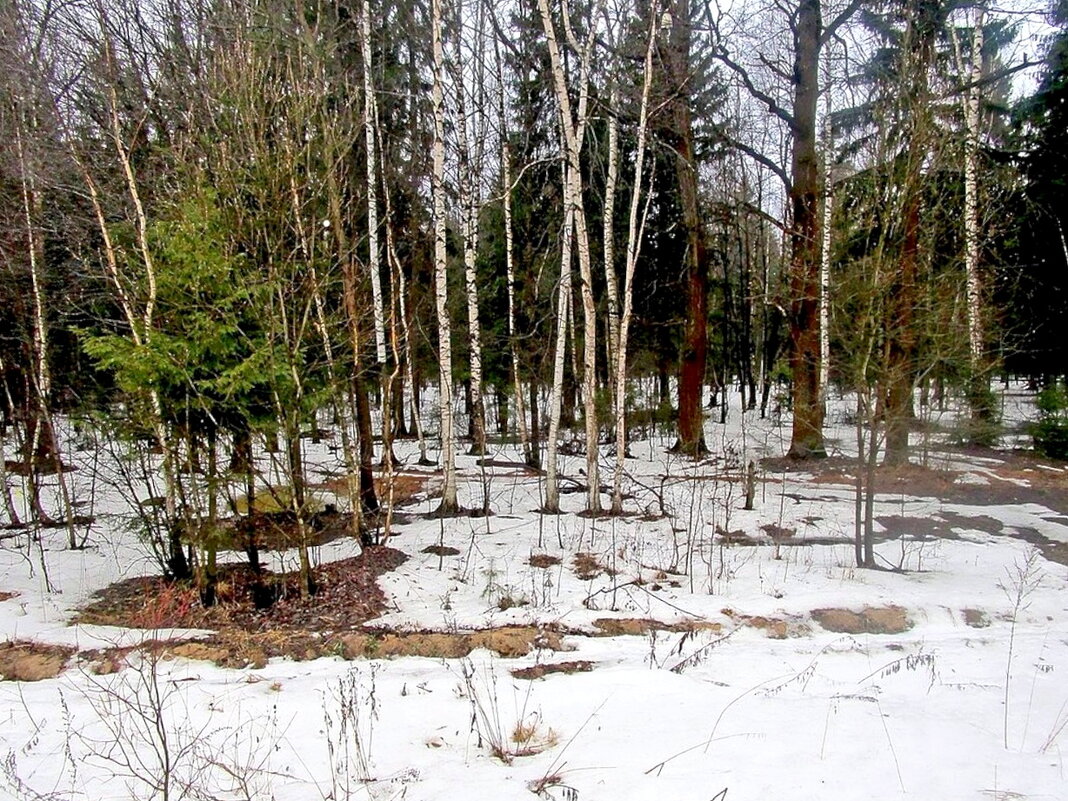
[2,387,1067,801]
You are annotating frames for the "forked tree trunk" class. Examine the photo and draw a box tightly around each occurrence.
[538,0,601,513]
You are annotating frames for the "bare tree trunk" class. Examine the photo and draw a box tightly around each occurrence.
[819,111,832,408]
[494,37,534,468]
[544,162,574,514]
[361,0,387,366]
[666,0,708,457]
[786,0,825,459]
[431,0,457,513]
[453,21,488,459]
[956,11,984,369]
[602,87,621,382]
[538,0,601,514]
[952,11,989,427]
[612,6,659,514]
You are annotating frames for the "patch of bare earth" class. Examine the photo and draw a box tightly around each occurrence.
[528,553,562,569]
[76,547,407,667]
[811,605,912,635]
[590,618,721,637]
[963,608,990,628]
[338,626,566,659]
[0,641,76,681]
[312,472,435,508]
[422,544,461,556]
[721,608,810,639]
[511,660,594,680]
[573,552,616,581]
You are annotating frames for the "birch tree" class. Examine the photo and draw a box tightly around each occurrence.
[611,1,659,514]
[537,0,602,515]
[431,0,458,513]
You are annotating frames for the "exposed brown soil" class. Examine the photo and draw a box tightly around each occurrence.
[511,660,594,680]
[422,545,461,556]
[339,626,566,660]
[0,591,17,602]
[767,448,1068,566]
[811,605,913,635]
[78,547,407,634]
[721,608,810,639]
[573,552,616,581]
[0,641,76,681]
[528,553,562,569]
[215,510,358,552]
[312,472,434,508]
[590,617,721,637]
[963,608,990,628]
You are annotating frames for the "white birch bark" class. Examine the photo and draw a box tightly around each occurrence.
[538,0,601,514]
[453,20,488,457]
[494,38,534,466]
[818,115,832,404]
[612,5,658,514]
[962,12,984,367]
[545,160,575,513]
[362,0,388,365]
[603,87,621,375]
[431,0,457,512]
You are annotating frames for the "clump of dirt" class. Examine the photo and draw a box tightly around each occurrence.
[721,608,809,639]
[0,591,17,602]
[528,553,562,569]
[422,545,461,556]
[338,626,566,660]
[591,618,721,637]
[221,509,356,553]
[77,547,407,635]
[811,605,912,635]
[573,552,615,581]
[0,641,76,681]
[760,523,796,540]
[962,608,990,628]
[511,660,594,680]
[313,472,434,508]
[716,527,757,546]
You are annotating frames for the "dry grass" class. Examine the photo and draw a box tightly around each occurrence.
[528,553,562,569]
[811,605,913,635]
[572,552,615,581]
[0,641,76,682]
[591,618,721,637]
[511,660,594,680]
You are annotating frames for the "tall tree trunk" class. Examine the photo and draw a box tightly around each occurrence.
[666,0,709,456]
[431,0,457,513]
[453,28,488,459]
[495,37,535,467]
[362,0,388,366]
[786,0,826,459]
[544,164,574,514]
[538,0,601,513]
[612,7,658,513]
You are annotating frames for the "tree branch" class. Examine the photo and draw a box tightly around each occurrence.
[715,48,796,130]
[820,0,865,46]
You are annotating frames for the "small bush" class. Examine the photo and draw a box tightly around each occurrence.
[1033,381,1068,460]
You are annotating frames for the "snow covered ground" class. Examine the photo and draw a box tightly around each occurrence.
[2,384,1067,801]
